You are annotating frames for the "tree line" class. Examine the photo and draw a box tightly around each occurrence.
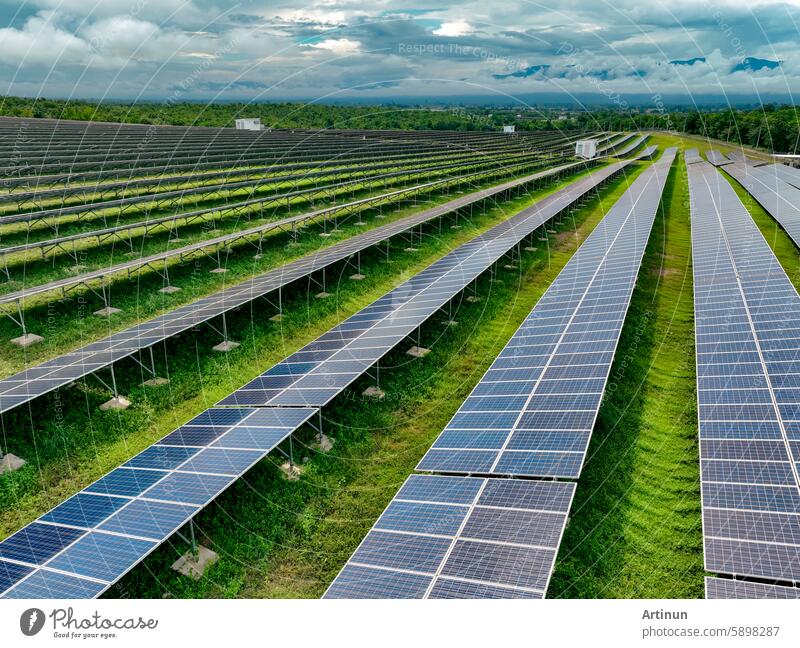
[2,95,799,153]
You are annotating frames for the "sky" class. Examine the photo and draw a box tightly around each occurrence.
[1,0,800,107]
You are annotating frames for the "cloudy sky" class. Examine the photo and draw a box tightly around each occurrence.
[1,0,800,106]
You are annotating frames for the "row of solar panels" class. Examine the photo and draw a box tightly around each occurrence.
[324,147,678,598]
[0,157,608,415]
[687,159,800,598]
[0,152,637,598]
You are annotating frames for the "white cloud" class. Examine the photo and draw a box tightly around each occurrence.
[0,11,91,66]
[433,20,475,37]
[308,38,361,54]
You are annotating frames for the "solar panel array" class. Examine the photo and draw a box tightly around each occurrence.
[218,160,635,409]
[324,148,677,598]
[761,163,800,192]
[0,158,607,415]
[0,154,637,599]
[0,407,316,598]
[706,150,731,166]
[608,134,649,158]
[688,159,800,598]
[324,475,576,599]
[685,149,702,164]
[723,162,800,248]
[416,148,677,478]
[705,576,800,599]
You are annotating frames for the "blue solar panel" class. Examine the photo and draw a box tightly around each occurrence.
[48,533,156,582]
[2,570,106,599]
[417,148,677,478]
[219,161,638,411]
[1,406,316,599]
[85,468,169,497]
[0,523,85,565]
[41,493,129,528]
[99,500,199,540]
[689,158,800,594]
[324,475,575,598]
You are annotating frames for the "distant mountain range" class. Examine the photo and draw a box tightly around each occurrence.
[492,56,782,81]
[669,56,781,72]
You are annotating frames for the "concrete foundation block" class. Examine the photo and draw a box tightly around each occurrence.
[209,267,228,274]
[100,395,131,411]
[269,313,284,322]
[315,292,331,299]
[466,295,481,303]
[319,232,332,238]
[143,377,169,387]
[94,306,122,317]
[406,346,431,358]
[362,386,385,400]
[349,273,366,281]
[0,453,26,474]
[159,285,181,294]
[313,434,335,453]
[524,246,538,252]
[10,333,44,348]
[212,340,240,352]
[280,461,303,481]
[171,545,219,580]
[404,247,419,252]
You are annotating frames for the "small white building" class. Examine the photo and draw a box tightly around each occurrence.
[503,125,516,134]
[235,118,262,131]
[575,139,598,159]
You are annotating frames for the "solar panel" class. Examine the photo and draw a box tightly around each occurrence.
[416,148,677,478]
[688,159,800,593]
[0,158,612,417]
[325,148,676,599]
[705,576,800,599]
[685,149,702,164]
[607,134,649,158]
[323,474,575,599]
[0,406,316,599]
[706,150,732,166]
[218,159,638,409]
[723,162,800,249]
